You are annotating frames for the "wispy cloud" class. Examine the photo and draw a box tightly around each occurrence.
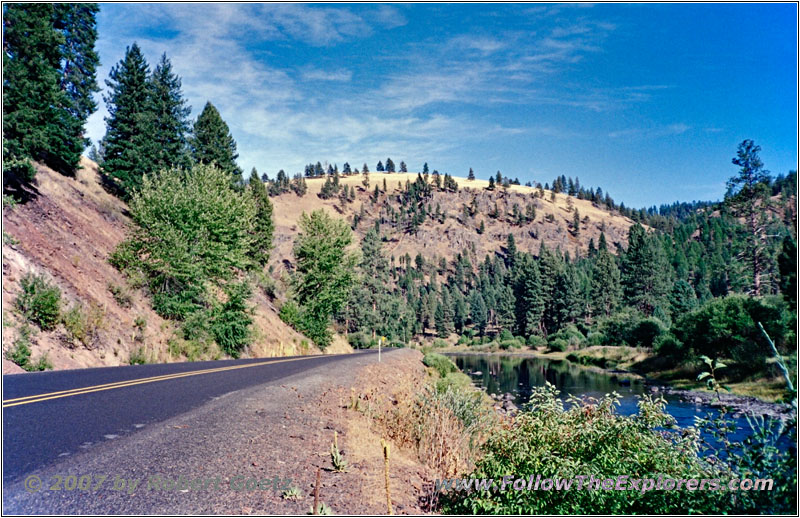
[608,123,691,139]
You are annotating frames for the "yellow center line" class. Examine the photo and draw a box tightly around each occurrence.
[2,355,329,408]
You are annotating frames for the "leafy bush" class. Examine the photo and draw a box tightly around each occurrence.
[547,338,568,352]
[5,324,52,371]
[62,302,105,348]
[16,273,61,330]
[423,352,458,378]
[526,335,547,348]
[209,282,252,357]
[433,338,449,348]
[548,324,585,348]
[129,347,147,365]
[114,164,262,354]
[672,295,791,364]
[627,317,668,348]
[441,384,732,514]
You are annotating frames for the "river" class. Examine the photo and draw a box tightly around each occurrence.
[449,353,792,449]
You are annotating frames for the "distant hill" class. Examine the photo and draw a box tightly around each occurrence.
[267,172,639,278]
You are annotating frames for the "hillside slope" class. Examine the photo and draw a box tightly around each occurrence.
[2,159,342,372]
[268,172,638,277]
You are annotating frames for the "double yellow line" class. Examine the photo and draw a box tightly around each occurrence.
[2,355,321,408]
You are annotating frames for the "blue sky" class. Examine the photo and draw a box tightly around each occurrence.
[85,3,797,208]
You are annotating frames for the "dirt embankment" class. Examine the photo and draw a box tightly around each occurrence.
[2,159,341,372]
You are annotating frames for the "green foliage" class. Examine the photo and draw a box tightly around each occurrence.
[247,169,274,266]
[189,101,242,182]
[114,163,259,355]
[100,43,153,197]
[62,302,105,348]
[6,324,32,368]
[16,273,62,330]
[672,295,791,365]
[3,3,97,179]
[441,384,731,514]
[423,352,458,378]
[289,210,357,348]
[128,347,148,365]
[208,282,252,357]
[330,431,349,472]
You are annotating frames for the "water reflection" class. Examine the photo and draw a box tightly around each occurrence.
[450,353,789,448]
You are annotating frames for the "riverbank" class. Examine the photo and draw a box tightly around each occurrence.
[434,345,795,421]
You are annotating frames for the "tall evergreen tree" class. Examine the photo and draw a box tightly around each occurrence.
[513,255,545,337]
[470,291,488,336]
[248,168,274,267]
[591,248,622,317]
[385,158,395,173]
[54,2,100,168]
[622,224,670,316]
[3,3,75,181]
[189,101,242,182]
[144,53,191,172]
[101,43,152,197]
[726,140,772,295]
[468,167,475,181]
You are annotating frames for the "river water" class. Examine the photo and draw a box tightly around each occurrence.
[449,353,791,448]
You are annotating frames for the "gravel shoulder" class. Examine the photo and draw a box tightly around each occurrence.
[2,348,431,515]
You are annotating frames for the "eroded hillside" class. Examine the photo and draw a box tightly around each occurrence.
[2,159,342,372]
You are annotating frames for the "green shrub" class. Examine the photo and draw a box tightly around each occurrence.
[499,329,513,341]
[433,338,449,348]
[441,384,733,514]
[209,282,253,358]
[6,325,32,367]
[423,352,458,378]
[62,302,105,348]
[278,300,301,328]
[586,331,606,346]
[16,273,61,330]
[627,317,667,348]
[549,324,585,348]
[129,347,147,365]
[548,338,568,352]
[653,332,684,358]
[526,335,547,348]
[673,295,791,364]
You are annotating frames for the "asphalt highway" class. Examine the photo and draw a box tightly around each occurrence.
[2,350,382,485]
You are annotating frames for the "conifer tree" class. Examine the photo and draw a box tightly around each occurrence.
[54,2,100,170]
[3,3,77,181]
[145,53,191,172]
[726,140,772,295]
[591,248,621,317]
[376,160,384,172]
[622,224,670,316]
[468,167,475,181]
[101,43,152,197]
[385,158,395,173]
[399,161,407,173]
[248,168,274,266]
[470,291,488,336]
[189,101,242,183]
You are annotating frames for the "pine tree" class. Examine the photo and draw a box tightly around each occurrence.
[669,279,697,316]
[53,3,100,169]
[622,224,670,316]
[726,140,772,295]
[189,101,242,182]
[468,167,475,181]
[487,176,495,190]
[376,160,384,172]
[422,162,429,175]
[248,168,274,267]
[591,248,621,317]
[362,163,369,173]
[470,291,488,336]
[399,161,407,173]
[101,43,152,198]
[145,53,191,172]
[513,255,545,337]
[385,158,395,173]
[778,236,796,307]
[362,168,370,188]
[3,3,75,181]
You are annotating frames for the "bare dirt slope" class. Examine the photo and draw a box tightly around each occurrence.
[2,159,337,372]
[268,172,637,278]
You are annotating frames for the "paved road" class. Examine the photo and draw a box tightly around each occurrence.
[3,350,382,485]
